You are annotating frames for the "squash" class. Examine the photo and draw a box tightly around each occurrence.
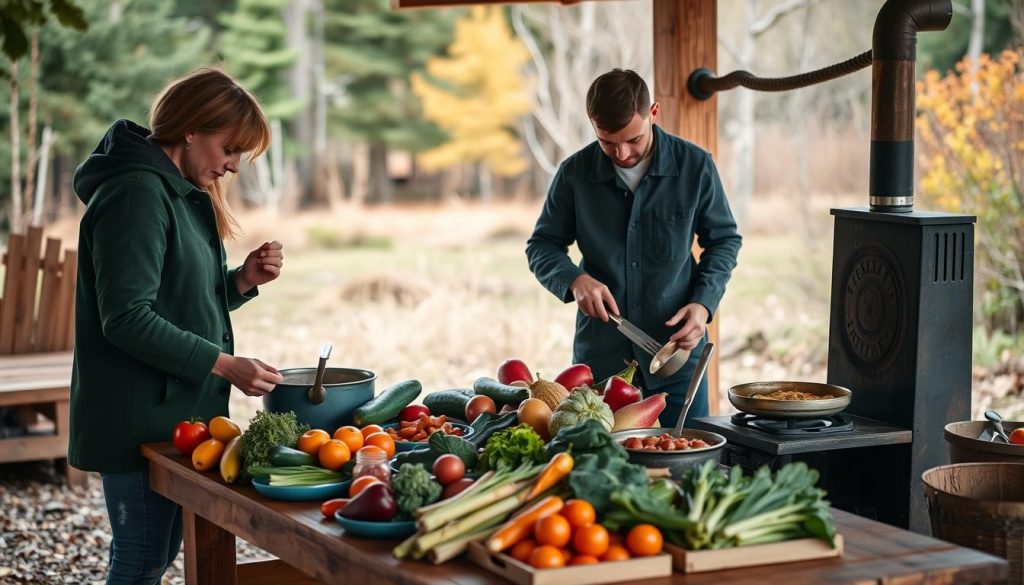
[528,375,569,411]
[548,387,614,436]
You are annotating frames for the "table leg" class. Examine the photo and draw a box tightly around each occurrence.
[183,508,237,585]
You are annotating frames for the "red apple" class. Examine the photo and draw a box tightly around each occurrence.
[603,376,641,412]
[497,359,533,385]
[554,364,593,391]
[399,404,430,422]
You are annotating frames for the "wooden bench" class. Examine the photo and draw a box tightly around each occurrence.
[0,225,84,486]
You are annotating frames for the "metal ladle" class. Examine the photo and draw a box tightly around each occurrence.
[672,342,715,436]
[306,343,333,405]
[985,409,1010,443]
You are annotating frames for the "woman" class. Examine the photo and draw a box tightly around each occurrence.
[69,67,285,584]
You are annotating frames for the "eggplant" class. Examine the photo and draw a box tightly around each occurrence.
[337,482,397,522]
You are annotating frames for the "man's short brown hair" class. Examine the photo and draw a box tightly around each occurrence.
[586,69,651,133]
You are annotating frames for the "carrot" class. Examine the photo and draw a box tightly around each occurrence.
[485,495,564,552]
[526,452,574,500]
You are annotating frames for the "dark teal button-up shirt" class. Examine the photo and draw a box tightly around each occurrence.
[526,124,741,390]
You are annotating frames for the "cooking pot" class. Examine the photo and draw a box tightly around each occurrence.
[264,367,376,431]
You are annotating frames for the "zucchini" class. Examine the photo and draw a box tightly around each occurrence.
[353,379,422,426]
[472,377,529,408]
[468,411,519,448]
[267,445,317,467]
[423,388,475,419]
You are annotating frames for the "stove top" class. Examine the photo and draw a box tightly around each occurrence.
[691,414,912,456]
[729,412,854,435]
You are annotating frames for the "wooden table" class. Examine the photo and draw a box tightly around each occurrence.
[143,443,1008,585]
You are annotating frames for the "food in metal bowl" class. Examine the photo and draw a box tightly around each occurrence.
[752,389,833,401]
[621,432,715,451]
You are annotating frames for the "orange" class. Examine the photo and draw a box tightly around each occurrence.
[562,499,596,529]
[568,555,600,565]
[560,548,572,562]
[360,424,384,439]
[333,426,364,452]
[297,429,331,456]
[317,439,351,471]
[533,514,571,549]
[509,538,536,564]
[573,523,609,557]
[363,432,396,458]
[528,545,565,569]
[625,524,663,557]
[349,475,381,497]
[601,544,631,562]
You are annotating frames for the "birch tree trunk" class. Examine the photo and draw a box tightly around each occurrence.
[8,60,23,233]
[22,32,40,224]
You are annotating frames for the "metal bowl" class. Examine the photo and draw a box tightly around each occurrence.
[650,341,691,378]
[610,428,726,480]
[728,381,852,419]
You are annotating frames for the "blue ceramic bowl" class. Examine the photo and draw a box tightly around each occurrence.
[264,368,376,432]
[251,476,351,502]
[334,513,417,539]
[383,422,475,452]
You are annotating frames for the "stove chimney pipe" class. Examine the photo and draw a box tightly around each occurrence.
[870,0,952,213]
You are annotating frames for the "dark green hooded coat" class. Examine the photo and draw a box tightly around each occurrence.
[69,120,256,473]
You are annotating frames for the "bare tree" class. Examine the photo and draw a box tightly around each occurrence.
[511,1,653,180]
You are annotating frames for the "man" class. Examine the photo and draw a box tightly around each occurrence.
[526,68,741,425]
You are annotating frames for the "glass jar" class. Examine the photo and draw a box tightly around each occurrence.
[352,447,391,485]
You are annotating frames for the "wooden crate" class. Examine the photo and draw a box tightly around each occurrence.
[666,534,844,573]
[467,541,671,585]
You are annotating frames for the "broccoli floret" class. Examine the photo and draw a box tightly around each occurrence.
[392,463,442,518]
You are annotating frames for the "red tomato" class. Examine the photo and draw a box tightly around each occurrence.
[1010,428,1024,445]
[320,498,350,518]
[442,477,474,499]
[432,454,466,486]
[465,395,496,422]
[399,404,430,423]
[173,420,211,455]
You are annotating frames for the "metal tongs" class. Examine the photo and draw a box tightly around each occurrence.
[608,314,691,378]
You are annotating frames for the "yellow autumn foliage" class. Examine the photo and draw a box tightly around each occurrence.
[412,6,532,176]
[916,49,1024,332]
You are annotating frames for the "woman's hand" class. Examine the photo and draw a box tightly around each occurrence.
[236,241,284,294]
[667,303,710,350]
[212,353,284,397]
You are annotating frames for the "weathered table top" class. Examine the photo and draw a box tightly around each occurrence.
[142,442,1007,585]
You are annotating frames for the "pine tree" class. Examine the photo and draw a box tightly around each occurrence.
[411,6,531,181]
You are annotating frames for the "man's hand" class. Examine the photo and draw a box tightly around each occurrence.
[236,241,284,294]
[212,353,284,397]
[570,274,620,322]
[666,303,710,350]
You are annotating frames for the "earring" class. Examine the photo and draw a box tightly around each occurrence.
[186,141,191,151]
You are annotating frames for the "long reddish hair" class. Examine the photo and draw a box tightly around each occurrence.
[148,67,270,240]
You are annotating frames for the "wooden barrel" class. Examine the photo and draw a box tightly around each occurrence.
[922,462,1024,583]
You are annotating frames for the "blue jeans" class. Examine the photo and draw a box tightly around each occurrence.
[101,471,183,585]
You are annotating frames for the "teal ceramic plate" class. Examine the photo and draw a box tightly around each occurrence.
[383,422,474,452]
[251,476,351,502]
[334,513,417,539]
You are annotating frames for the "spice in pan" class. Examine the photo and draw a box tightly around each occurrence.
[752,389,833,401]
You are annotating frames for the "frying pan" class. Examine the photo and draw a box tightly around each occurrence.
[728,381,852,419]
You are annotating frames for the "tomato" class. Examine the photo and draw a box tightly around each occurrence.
[350,475,382,498]
[553,364,593,391]
[442,477,474,499]
[208,416,241,442]
[533,514,571,548]
[573,524,609,557]
[465,395,497,423]
[364,432,396,458]
[173,420,211,455]
[561,499,596,529]
[528,545,566,569]
[625,524,663,557]
[601,544,631,562]
[191,438,225,471]
[509,538,536,563]
[318,439,351,471]
[320,498,349,518]
[399,404,430,422]
[333,426,365,453]
[432,454,466,486]
[298,429,331,456]
[1010,428,1024,445]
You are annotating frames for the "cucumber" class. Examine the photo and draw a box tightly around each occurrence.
[267,445,317,467]
[423,388,475,419]
[472,377,529,407]
[353,379,422,426]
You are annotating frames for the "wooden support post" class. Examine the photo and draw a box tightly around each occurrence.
[183,509,237,585]
[653,0,721,414]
